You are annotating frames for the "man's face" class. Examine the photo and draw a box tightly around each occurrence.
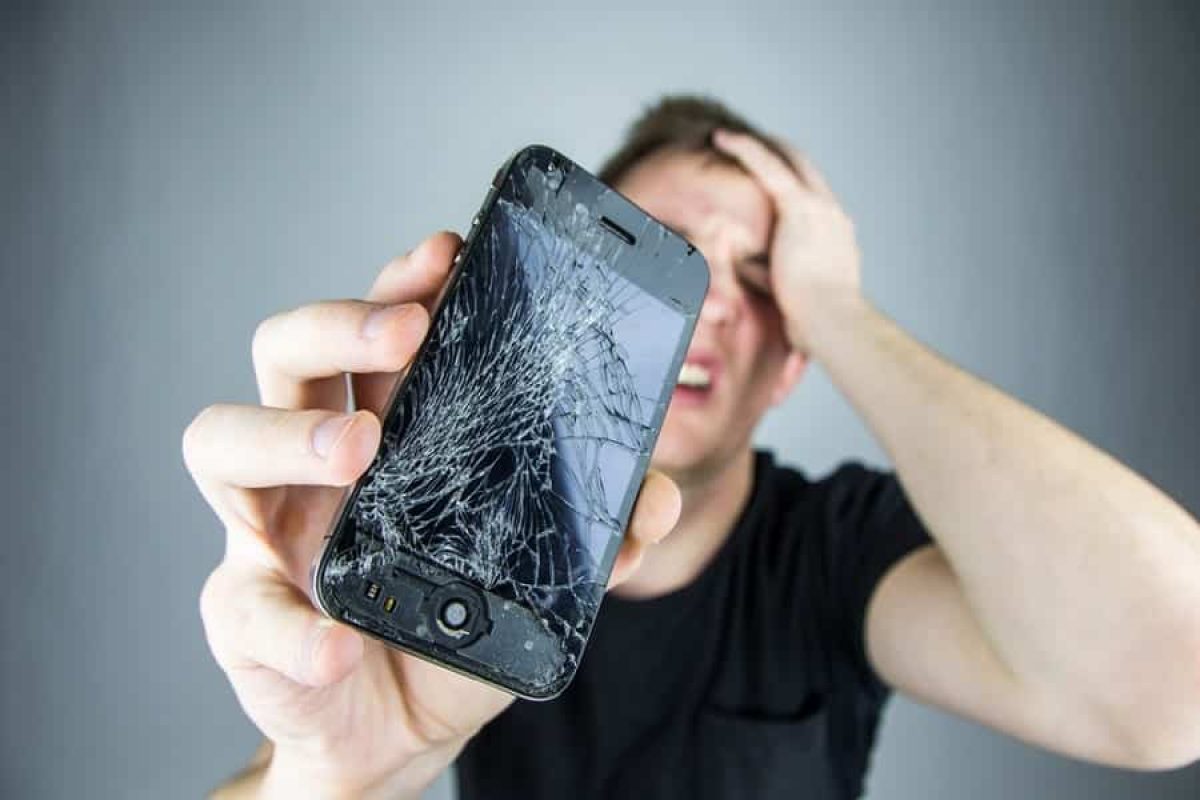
[617,148,807,483]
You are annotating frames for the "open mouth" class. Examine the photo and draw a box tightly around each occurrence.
[676,362,712,390]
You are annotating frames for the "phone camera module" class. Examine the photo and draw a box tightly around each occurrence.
[425,582,490,648]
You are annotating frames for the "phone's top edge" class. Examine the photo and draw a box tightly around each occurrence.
[500,143,710,273]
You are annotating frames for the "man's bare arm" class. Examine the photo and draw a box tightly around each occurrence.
[714,129,1200,769]
[816,296,1200,769]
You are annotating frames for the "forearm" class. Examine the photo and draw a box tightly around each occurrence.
[212,738,465,800]
[805,293,1200,726]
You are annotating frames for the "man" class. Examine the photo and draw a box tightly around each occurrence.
[184,96,1200,799]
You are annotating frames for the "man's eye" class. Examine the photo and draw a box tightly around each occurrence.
[740,278,773,300]
[736,263,773,299]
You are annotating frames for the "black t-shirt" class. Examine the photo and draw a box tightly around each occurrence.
[456,450,933,800]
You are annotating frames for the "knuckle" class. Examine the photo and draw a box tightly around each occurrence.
[283,409,323,462]
[198,566,238,664]
[264,405,299,440]
[250,309,289,374]
[252,301,338,370]
[181,404,222,473]
[198,567,226,627]
[256,300,363,363]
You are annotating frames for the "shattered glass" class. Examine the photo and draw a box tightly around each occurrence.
[317,148,701,697]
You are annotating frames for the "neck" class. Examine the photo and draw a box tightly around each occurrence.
[612,446,756,600]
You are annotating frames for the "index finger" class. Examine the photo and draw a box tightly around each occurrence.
[365,230,462,309]
[352,231,462,413]
[711,129,808,206]
[713,130,844,213]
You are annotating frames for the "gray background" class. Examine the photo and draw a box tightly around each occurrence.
[3,1,1198,798]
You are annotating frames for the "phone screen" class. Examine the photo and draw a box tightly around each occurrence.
[317,147,704,697]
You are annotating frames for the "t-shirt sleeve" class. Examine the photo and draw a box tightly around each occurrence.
[821,463,934,695]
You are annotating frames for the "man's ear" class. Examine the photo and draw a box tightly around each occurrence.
[768,350,808,407]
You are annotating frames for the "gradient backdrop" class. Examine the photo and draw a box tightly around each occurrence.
[3,2,1198,798]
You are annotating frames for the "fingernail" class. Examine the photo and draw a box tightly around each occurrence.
[312,414,354,458]
[361,304,412,339]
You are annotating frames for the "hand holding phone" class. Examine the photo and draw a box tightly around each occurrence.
[184,225,685,793]
[315,146,708,698]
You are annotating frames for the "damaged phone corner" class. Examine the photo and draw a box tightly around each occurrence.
[313,145,709,699]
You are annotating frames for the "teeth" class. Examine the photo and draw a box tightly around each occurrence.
[677,362,711,389]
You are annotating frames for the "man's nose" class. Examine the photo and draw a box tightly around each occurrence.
[695,240,743,329]
[698,280,741,327]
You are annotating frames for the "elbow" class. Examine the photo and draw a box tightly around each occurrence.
[1108,643,1200,771]
[1116,726,1200,772]
[1118,521,1200,770]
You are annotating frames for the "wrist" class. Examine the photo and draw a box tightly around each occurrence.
[260,747,399,800]
[786,286,871,359]
[259,737,466,800]
[258,750,360,800]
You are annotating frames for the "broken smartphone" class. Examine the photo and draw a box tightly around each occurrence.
[312,145,709,699]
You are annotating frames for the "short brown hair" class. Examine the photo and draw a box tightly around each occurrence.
[597,95,795,187]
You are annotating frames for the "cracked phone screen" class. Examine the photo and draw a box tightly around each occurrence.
[318,148,696,696]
